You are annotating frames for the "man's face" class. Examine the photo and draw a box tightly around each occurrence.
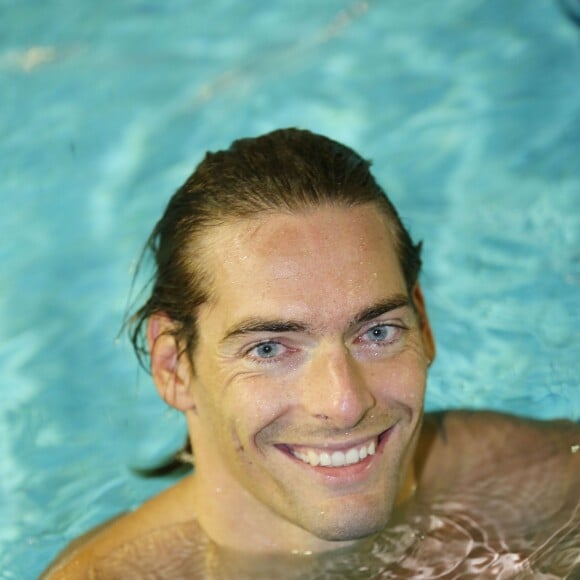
[185,204,434,551]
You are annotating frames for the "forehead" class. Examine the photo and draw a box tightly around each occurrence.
[199,205,406,329]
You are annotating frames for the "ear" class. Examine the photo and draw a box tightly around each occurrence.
[147,314,197,412]
[411,284,436,365]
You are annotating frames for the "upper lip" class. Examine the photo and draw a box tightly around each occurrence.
[279,426,393,452]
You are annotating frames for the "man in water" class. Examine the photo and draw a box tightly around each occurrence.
[45,129,579,578]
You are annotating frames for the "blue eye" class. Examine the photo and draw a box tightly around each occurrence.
[364,325,396,343]
[251,342,282,359]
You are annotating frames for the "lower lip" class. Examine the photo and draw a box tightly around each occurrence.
[280,427,395,481]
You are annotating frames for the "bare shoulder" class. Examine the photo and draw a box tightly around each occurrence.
[425,409,579,450]
[418,410,579,505]
[41,475,200,579]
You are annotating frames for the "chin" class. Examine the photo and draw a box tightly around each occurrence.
[307,506,391,543]
[318,523,385,543]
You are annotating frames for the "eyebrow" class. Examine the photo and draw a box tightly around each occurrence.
[350,295,410,327]
[221,294,410,343]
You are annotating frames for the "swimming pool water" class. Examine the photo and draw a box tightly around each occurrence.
[1,1,579,577]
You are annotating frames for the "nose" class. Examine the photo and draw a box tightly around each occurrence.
[301,344,375,429]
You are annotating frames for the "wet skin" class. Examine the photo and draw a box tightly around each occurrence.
[44,412,579,578]
[43,206,580,578]
[176,205,435,553]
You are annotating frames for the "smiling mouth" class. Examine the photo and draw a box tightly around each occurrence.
[291,438,377,467]
[280,428,392,469]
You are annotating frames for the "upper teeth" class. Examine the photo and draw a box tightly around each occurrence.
[291,439,377,468]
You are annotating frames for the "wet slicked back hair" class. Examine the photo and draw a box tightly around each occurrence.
[129,128,422,369]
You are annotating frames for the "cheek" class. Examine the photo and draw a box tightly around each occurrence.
[250,385,295,427]
[219,376,296,443]
[365,352,427,407]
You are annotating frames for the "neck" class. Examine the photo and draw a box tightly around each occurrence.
[188,473,351,554]
[186,457,418,557]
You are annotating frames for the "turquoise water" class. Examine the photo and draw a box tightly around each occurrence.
[1,1,579,577]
